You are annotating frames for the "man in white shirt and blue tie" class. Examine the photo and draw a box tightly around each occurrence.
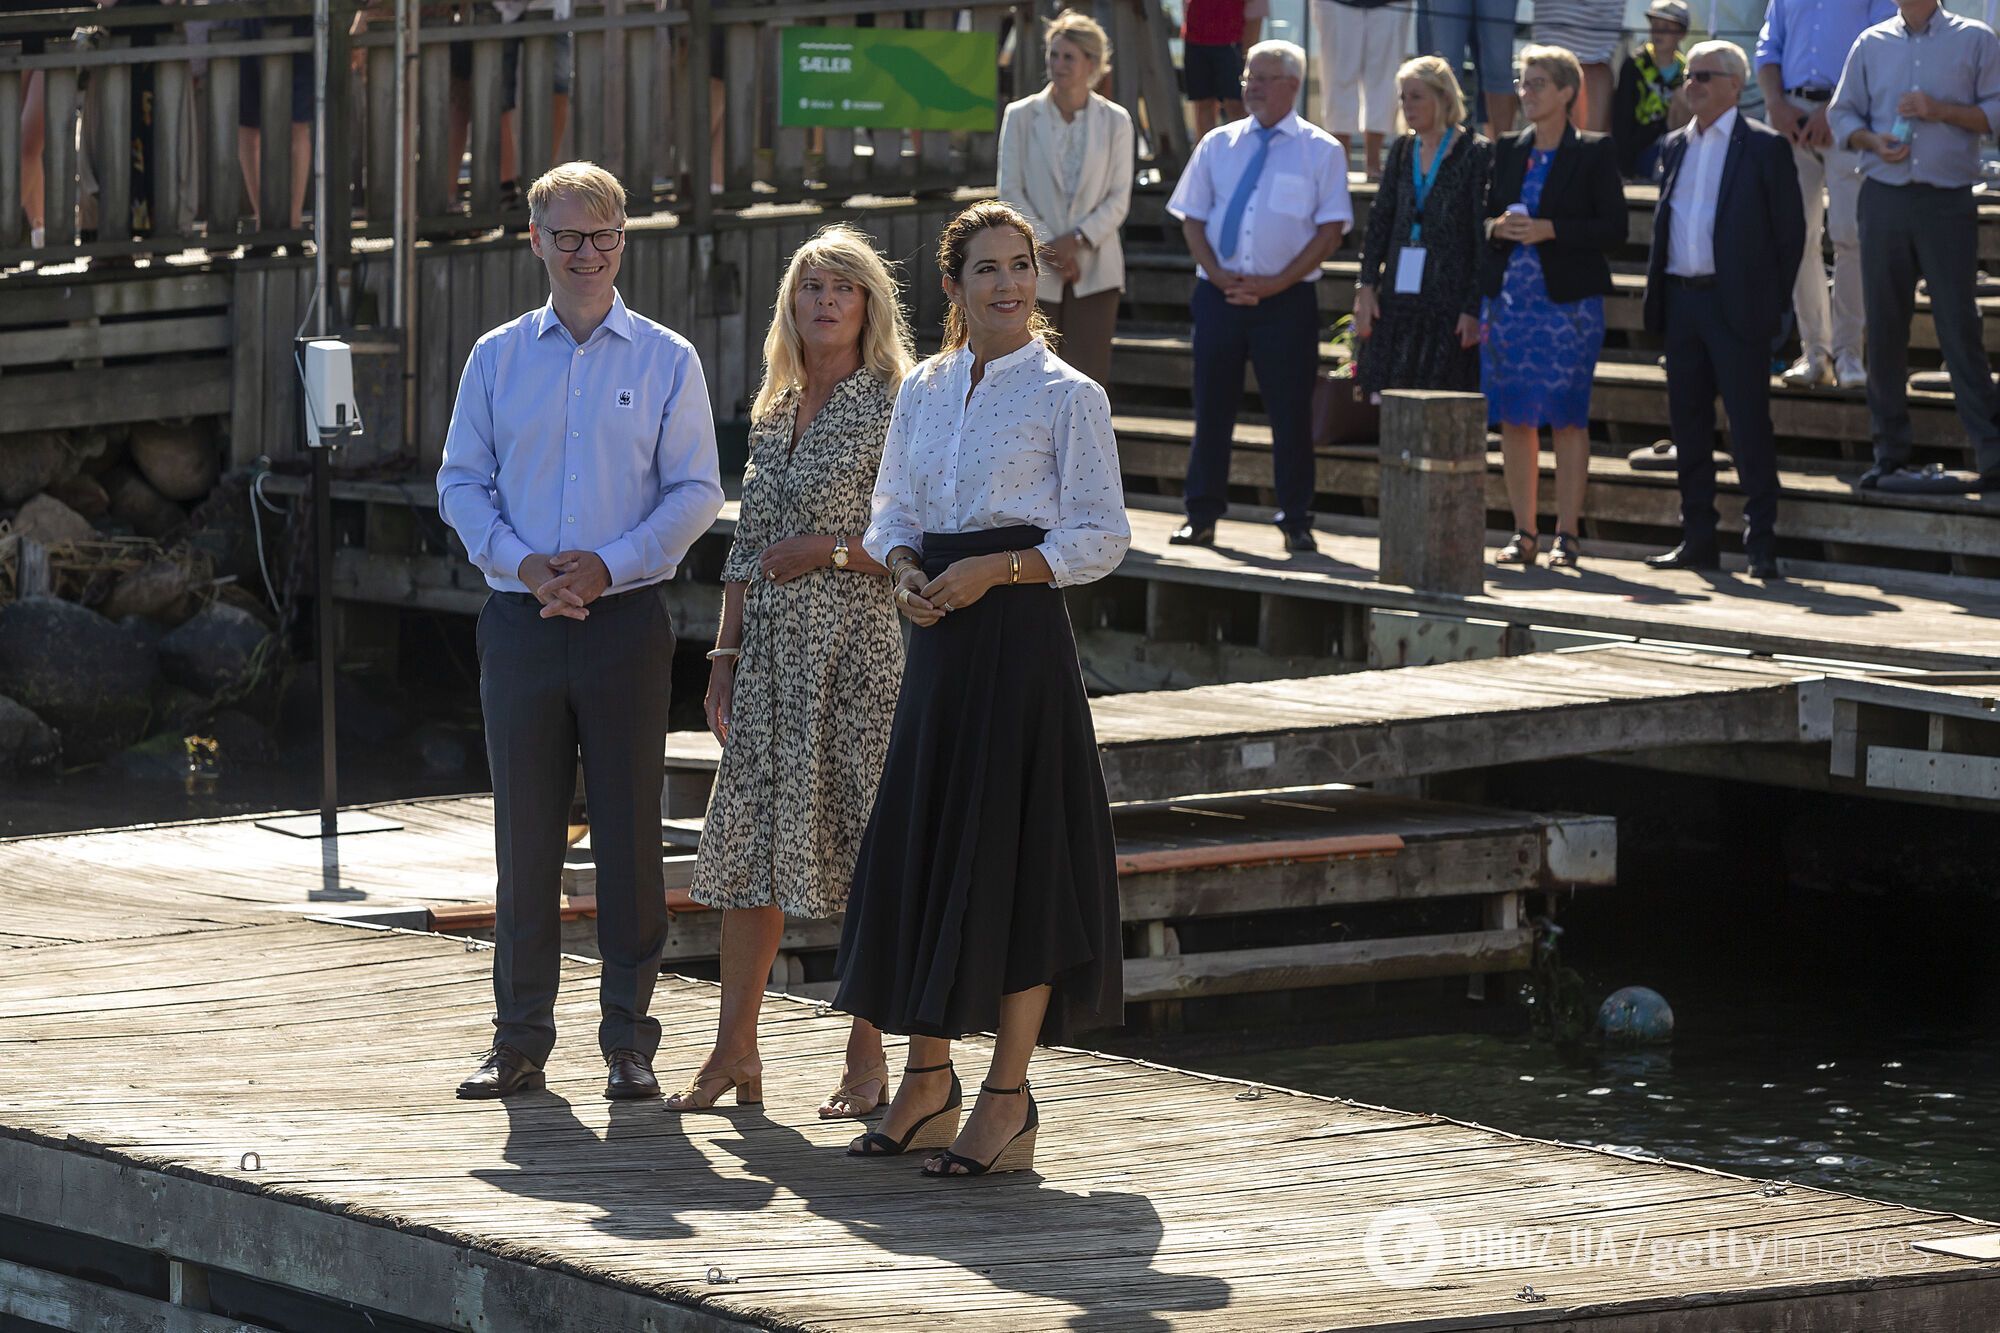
[439,162,724,1101]
[1640,42,1803,579]
[1165,40,1353,554]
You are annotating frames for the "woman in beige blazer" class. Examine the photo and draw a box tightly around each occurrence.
[996,10,1134,389]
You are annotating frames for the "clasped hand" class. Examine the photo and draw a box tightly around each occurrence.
[1491,212,1554,245]
[520,551,611,620]
[895,555,1004,627]
[1211,268,1286,306]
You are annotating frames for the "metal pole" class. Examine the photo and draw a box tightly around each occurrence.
[313,0,338,838]
[313,429,339,837]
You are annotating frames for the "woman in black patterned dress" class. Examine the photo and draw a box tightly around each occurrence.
[665,224,915,1119]
[1352,56,1493,398]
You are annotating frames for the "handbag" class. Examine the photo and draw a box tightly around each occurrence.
[1312,371,1379,448]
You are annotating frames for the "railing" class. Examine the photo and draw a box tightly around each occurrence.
[1,0,1188,269]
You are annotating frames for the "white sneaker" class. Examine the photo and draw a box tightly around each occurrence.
[1782,352,1834,387]
[1834,352,1867,389]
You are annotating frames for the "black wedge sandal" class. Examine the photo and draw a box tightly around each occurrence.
[1547,532,1581,568]
[846,1062,961,1158]
[1496,530,1539,565]
[922,1081,1040,1178]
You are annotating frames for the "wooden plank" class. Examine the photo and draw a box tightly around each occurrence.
[0,358,229,432]
[0,68,19,250]
[416,39,452,221]
[0,271,231,327]
[468,35,504,218]
[229,267,265,467]
[0,313,230,367]
[417,251,453,468]
[519,33,556,191]
[1865,746,2000,802]
[0,1257,276,1333]
[155,58,189,240]
[42,63,78,248]
[572,29,606,168]
[1122,928,1537,1000]
[365,44,397,229]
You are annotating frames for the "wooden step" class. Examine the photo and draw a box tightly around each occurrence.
[1111,411,2000,564]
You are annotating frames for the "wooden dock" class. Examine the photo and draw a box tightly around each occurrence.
[4,901,1999,1331]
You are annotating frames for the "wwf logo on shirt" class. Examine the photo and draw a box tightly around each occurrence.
[616,389,635,408]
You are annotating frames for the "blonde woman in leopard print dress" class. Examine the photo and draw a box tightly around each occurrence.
[667,224,915,1119]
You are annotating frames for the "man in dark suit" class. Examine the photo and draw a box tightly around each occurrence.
[1641,40,1805,580]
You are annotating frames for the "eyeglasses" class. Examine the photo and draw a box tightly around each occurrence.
[1687,69,1731,83]
[1515,76,1552,93]
[1240,73,1294,87]
[544,227,624,253]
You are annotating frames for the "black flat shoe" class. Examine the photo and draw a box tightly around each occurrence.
[848,1062,961,1158]
[456,1043,545,1099]
[1855,463,1898,490]
[1747,556,1782,580]
[923,1081,1039,1178]
[1282,528,1317,553]
[1644,542,1720,571]
[1168,522,1217,547]
[604,1048,662,1100]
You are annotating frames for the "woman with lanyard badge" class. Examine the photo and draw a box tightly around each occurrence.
[1353,57,1493,398]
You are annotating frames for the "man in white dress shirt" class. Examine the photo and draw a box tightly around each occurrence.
[1165,40,1353,554]
[1639,42,1803,578]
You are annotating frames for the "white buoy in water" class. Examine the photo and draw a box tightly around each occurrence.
[1597,986,1675,1044]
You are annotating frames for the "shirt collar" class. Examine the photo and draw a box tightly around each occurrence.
[1695,106,1738,143]
[532,289,635,343]
[1238,110,1303,144]
[1894,5,1941,36]
[948,336,1044,378]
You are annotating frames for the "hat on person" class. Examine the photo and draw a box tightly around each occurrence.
[1646,0,1691,27]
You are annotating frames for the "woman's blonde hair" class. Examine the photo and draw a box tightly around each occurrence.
[1395,55,1467,133]
[1520,44,1584,102]
[1045,9,1111,76]
[935,200,1056,353]
[526,160,627,226]
[751,223,916,424]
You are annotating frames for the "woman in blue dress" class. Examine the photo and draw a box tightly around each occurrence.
[1478,45,1627,568]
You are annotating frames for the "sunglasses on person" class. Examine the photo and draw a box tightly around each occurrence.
[543,227,625,253]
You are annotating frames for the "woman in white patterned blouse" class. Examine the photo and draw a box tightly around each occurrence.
[834,200,1131,1178]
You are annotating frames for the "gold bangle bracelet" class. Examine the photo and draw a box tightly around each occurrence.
[1009,550,1021,584]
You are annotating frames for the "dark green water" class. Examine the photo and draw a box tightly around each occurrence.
[1205,829,2000,1222]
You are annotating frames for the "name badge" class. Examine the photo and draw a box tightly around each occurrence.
[1394,247,1428,295]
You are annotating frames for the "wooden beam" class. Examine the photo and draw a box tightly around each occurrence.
[0,358,229,432]
[0,1258,275,1333]
[1121,927,1537,1001]
[1865,746,2000,802]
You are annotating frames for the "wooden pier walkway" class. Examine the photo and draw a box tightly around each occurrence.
[4,906,1998,1331]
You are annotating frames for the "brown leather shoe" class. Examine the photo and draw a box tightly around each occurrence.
[604,1049,661,1100]
[456,1043,545,1099]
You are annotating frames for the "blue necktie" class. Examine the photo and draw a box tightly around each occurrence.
[1218,126,1279,262]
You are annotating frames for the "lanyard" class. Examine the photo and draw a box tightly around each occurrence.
[1409,128,1455,245]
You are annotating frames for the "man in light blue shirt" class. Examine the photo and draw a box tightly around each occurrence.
[1756,0,1895,388]
[439,161,723,1103]
[1829,0,2000,490]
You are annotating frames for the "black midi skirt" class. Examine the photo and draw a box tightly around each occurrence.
[834,526,1123,1045]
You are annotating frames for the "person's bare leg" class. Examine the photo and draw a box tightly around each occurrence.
[1500,423,1542,536]
[551,92,570,168]
[449,82,470,201]
[500,107,519,186]
[664,905,782,1108]
[288,121,311,229]
[851,1033,953,1151]
[1485,91,1519,136]
[927,984,1049,1173]
[1581,63,1612,133]
[1192,98,1217,139]
[1364,130,1385,177]
[707,77,724,190]
[819,1015,889,1117]
[21,71,46,235]
[237,125,262,225]
[1552,425,1591,537]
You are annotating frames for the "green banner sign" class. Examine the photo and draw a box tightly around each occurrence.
[779,27,998,132]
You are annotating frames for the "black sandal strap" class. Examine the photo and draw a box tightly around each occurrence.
[923,1149,984,1176]
[852,1131,900,1155]
[904,1061,953,1075]
[979,1081,1027,1095]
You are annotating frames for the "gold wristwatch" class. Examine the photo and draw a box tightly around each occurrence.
[831,536,850,569]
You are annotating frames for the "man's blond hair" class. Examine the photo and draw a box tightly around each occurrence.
[527,161,628,227]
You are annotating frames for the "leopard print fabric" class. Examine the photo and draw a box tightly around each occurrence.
[689,369,905,918]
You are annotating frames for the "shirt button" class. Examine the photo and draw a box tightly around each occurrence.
[574,389,582,396]
[566,516,575,523]
[571,431,580,438]
[569,473,577,481]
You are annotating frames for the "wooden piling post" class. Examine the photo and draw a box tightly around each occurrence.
[1376,390,1487,595]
